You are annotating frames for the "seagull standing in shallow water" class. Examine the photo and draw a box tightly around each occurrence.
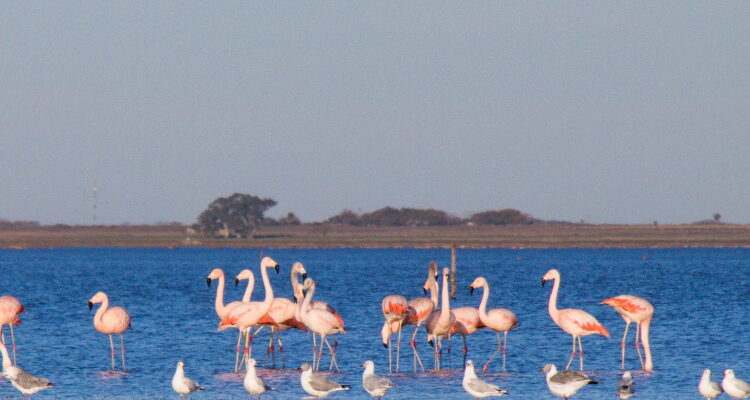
[722,369,750,399]
[244,358,271,398]
[0,343,53,398]
[300,363,351,397]
[172,361,204,399]
[462,360,508,399]
[361,360,394,399]
[617,371,635,399]
[542,363,597,399]
[699,369,723,399]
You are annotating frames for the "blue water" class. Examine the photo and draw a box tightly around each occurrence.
[0,247,748,399]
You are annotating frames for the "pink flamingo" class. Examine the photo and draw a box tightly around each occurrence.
[218,257,279,366]
[207,268,256,372]
[448,306,484,369]
[298,278,346,372]
[0,296,24,365]
[542,269,610,371]
[88,292,131,371]
[259,295,307,368]
[601,294,654,371]
[469,277,518,372]
[380,294,409,373]
[425,268,456,371]
[291,262,344,324]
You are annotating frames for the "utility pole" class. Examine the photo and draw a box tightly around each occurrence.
[450,244,457,299]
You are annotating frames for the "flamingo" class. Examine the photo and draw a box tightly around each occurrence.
[218,257,279,366]
[542,269,609,371]
[291,262,344,323]
[380,294,409,373]
[207,268,255,372]
[469,277,518,373]
[259,295,307,368]
[399,266,439,373]
[0,295,24,365]
[298,278,346,371]
[449,306,484,369]
[88,291,131,371]
[601,294,654,371]
[424,268,456,371]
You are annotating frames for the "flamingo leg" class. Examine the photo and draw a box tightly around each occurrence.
[620,322,630,370]
[9,324,16,366]
[447,334,452,370]
[324,336,339,371]
[396,322,403,373]
[234,329,243,372]
[577,336,584,371]
[387,331,392,374]
[462,334,468,369]
[120,333,126,370]
[483,331,502,374]
[316,334,325,371]
[312,333,318,371]
[277,332,285,369]
[565,335,577,370]
[635,322,645,369]
[108,334,115,371]
[502,331,508,372]
[409,325,424,373]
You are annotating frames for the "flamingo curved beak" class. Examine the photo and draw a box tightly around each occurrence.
[428,339,434,347]
[87,301,93,311]
[274,264,280,274]
[383,342,388,349]
[423,287,428,295]
[291,295,297,303]
[206,278,212,288]
[541,278,546,287]
[234,278,239,288]
[301,273,307,281]
[469,286,474,295]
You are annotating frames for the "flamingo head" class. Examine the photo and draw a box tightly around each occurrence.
[206,268,224,287]
[380,322,391,348]
[235,269,253,288]
[469,277,486,295]
[442,268,451,282]
[292,262,307,280]
[302,278,315,297]
[87,291,107,310]
[261,257,280,274]
[427,333,435,347]
[541,269,560,286]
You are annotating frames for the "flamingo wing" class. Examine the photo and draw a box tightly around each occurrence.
[560,308,610,337]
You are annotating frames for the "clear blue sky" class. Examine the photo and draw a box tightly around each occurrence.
[2,2,749,225]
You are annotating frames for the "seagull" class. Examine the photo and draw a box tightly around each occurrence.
[462,360,508,399]
[244,358,271,398]
[300,362,351,397]
[617,371,635,399]
[0,342,53,398]
[699,369,723,399]
[172,361,205,399]
[361,360,394,399]
[542,363,597,399]
[723,369,750,399]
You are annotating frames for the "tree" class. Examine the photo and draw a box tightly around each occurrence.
[469,209,534,225]
[713,213,721,223]
[194,193,277,237]
[278,212,301,225]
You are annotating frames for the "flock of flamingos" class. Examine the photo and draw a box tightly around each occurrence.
[0,256,746,399]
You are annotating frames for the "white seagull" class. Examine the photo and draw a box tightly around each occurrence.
[244,358,271,398]
[723,369,750,399]
[172,361,205,399]
[0,342,53,398]
[300,362,351,397]
[542,363,597,399]
[699,369,723,399]
[361,360,394,399]
[617,371,635,399]
[462,360,508,399]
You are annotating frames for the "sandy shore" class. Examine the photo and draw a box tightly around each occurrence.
[1,223,749,249]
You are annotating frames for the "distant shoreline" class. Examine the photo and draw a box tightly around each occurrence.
[1,223,749,249]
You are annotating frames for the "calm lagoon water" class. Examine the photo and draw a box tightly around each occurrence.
[0,247,749,399]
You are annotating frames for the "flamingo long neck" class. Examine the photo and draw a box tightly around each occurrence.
[259,265,274,312]
[94,295,110,326]
[428,277,438,306]
[291,269,302,298]
[301,282,315,320]
[438,274,450,324]
[213,273,226,316]
[547,275,561,323]
[478,282,490,322]
[641,319,653,371]
[241,274,255,303]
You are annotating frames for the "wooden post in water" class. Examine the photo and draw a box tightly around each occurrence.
[450,244,457,300]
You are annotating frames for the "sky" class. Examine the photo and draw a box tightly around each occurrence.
[1,2,749,225]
